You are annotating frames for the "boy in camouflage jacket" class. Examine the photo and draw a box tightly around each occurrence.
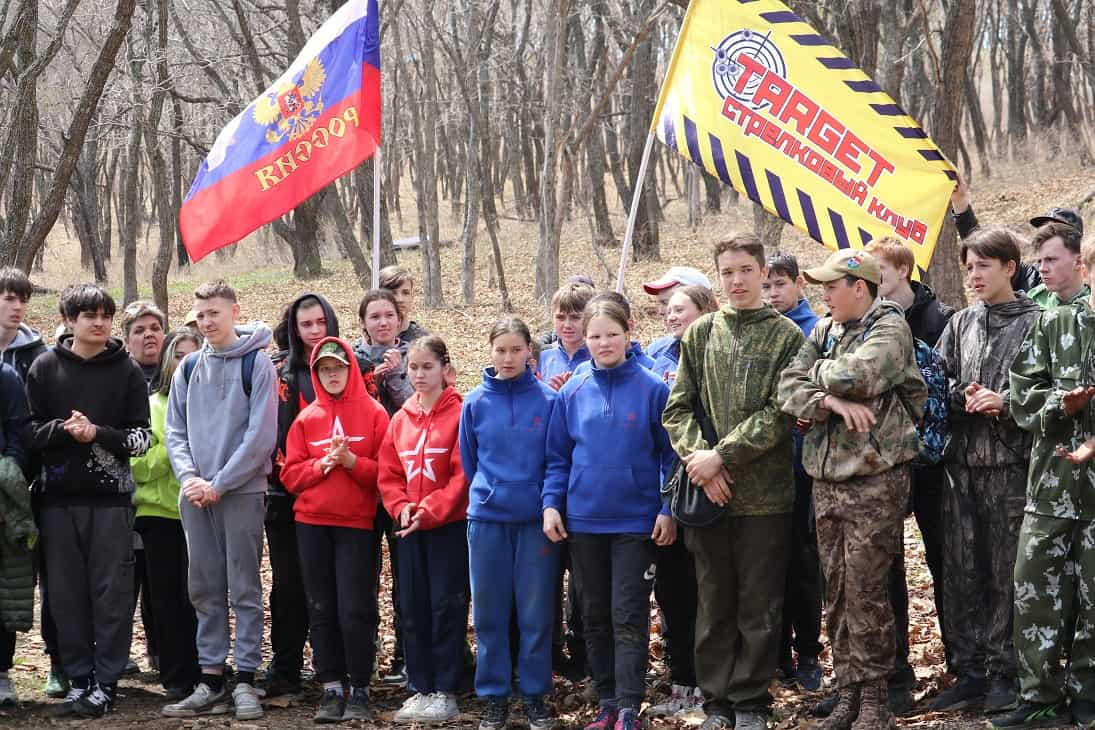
[662,236,803,730]
[1002,239,1095,729]
[779,249,926,730]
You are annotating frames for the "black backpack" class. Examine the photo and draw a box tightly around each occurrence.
[181,350,258,397]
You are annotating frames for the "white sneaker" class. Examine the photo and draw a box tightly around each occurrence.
[394,692,430,722]
[419,692,458,724]
[162,682,229,717]
[673,687,704,717]
[232,683,263,720]
[0,675,16,706]
[647,684,687,716]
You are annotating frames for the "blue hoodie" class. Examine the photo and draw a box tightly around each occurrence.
[165,323,278,496]
[784,298,819,337]
[538,343,591,381]
[573,341,653,377]
[543,354,674,534]
[651,338,681,387]
[460,368,558,523]
[645,334,676,361]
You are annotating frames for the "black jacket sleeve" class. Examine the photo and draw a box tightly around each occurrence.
[92,362,151,459]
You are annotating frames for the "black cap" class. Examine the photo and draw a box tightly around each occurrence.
[1030,207,1084,236]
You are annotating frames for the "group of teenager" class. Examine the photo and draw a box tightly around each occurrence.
[0,186,1092,730]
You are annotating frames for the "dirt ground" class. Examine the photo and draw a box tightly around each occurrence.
[5,155,1093,727]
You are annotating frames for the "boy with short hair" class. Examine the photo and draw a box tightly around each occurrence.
[163,280,277,721]
[27,284,151,717]
[762,253,823,691]
[538,284,596,391]
[779,250,927,730]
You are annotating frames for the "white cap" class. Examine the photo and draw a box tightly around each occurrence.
[643,266,712,294]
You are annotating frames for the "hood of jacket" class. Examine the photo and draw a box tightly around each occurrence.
[309,337,367,406]
[784,298,819,336]
[285,293,340,370]
[1,324,43,355]
[401,384,462,422]
[903,281,955,347]
[55,335,131,365]
[985,293,1041,327]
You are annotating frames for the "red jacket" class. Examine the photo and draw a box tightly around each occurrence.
[280,337,390,529]
[378,386,467,530]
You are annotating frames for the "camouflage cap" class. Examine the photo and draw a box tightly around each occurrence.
[312,341,350,367]
[803,249,882,286]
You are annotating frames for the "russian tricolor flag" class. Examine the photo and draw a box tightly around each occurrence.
[179,0,380,262]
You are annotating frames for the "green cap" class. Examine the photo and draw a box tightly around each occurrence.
[803,249,882,286]
[312,341,350,367]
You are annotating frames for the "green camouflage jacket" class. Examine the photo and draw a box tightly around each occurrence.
[1028,283,1090,310]
[662,305,804,516]
[937,295,1041,467]
[1010,303,1095,520]
[779,299,927,483]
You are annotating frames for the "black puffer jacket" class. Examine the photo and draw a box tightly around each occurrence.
[905,281,955,348]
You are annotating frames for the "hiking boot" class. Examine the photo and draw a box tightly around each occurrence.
[314,688,345,724]
[343,686,371,721]
[73,683,116,718]
[984,676,1018,714]
[44,665,69,699]
[734,708,767,729]
[584,704,619,730]
[794,658,824,692]
[818,685,860,730]
[888,683,914,715]
[698,714,733,729]
[851,680,895,730]
[930,674,986,712]
[613,708,639,730]
[480,696,510,730]
[419,692,458,723]
[53,681,90,717]
[988,700,1072,728]
[0,675,17,706]
[647,684,689,716]
[394,692,430,722]
[162,682,229,717]
[232,682,264,721]
[525,696,556,730]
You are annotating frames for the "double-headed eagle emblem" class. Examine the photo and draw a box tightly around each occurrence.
[253,58,327,144]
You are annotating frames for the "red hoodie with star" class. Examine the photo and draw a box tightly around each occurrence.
[378,385,467,531]
[280,337,390,529]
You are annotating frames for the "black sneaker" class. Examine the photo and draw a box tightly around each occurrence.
[812,692,838,717]
[989,700,1072,728]
[264,671,303,697]
[525,696,555,730]
[73,683,115,718]
[479,696,509,730]
[1072,698,1095,727]
[888,683,914,715]
[380,660,407,688]
[53,683,90,717]
[984,676,1018,715]
[314,688,345,724]
[930,675,987,712]
[342,686,371,721]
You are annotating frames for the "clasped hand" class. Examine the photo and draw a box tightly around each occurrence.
[62,410,97,443]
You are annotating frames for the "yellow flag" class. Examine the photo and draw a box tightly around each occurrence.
[653,0,956,273]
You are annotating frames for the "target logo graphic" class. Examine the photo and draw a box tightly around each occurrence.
[712,29,787,110]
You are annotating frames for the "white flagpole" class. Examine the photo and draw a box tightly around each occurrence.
[371,147,382,289]
[616,132,656,293]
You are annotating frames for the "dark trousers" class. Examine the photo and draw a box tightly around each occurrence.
[133,546,159,664]
[569,532,656,711]
[553,544,586,664]
[134,516,199,690]
[687,514,791,716]
[0,629,15,672]
[373,504,405,665]
[265,510,310,679]
[296,523,380,687]
[32,494,59,663]
[888,465,951,687]
[39,503,134,685]
[654,534,697,686]
[398,520,469,694]
[780,469,823,665]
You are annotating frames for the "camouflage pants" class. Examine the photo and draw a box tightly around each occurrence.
[814,466,910,688]
[941,463,1026,680]
[1013,513,1095,704]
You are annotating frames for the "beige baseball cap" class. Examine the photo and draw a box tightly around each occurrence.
[803,249,882,286]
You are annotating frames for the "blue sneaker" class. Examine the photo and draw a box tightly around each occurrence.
[793,658,823,691]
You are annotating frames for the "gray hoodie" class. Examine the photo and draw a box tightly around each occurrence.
[165,323,277,495]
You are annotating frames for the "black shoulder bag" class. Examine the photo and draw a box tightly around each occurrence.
[661,316,727,528]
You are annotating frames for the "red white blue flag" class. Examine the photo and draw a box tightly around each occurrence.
[179,0,381,261]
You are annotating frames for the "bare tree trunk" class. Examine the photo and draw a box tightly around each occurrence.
[534,0,569,301]
[121,39,145,306]
[147,0,175,315]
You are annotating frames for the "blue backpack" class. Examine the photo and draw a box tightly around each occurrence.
[182,350,258,397]
[909,338,949,465]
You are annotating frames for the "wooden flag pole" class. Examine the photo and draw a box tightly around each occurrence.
[371,148,382,289]
[616,132,656,293]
